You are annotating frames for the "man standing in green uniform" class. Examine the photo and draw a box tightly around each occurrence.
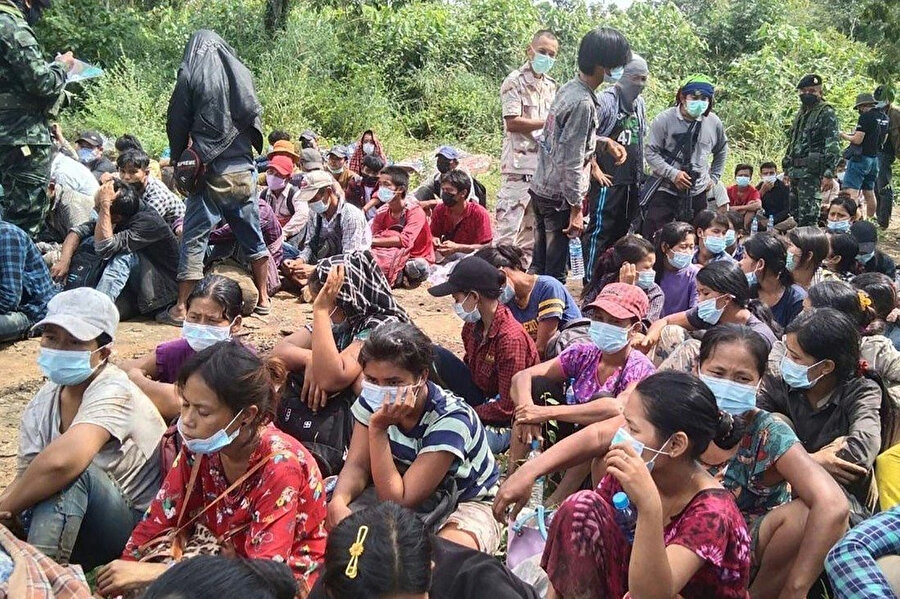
[0,0,72,238]
[782,74,841,227]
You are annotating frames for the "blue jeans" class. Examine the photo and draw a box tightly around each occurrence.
[844,155,879,191]
[0,311,31,343]
[95,251,139,301]
[26,463,143,570]
[484,426,512,454]
[179,171,267,281]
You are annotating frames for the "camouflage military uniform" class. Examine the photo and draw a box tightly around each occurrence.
[0,0,66,238]
[782,100,841,227]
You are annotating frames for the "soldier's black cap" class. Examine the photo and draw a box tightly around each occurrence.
[797,74,822,89]
[76,131,103,148]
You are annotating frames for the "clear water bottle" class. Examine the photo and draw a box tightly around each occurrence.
[564,378,576,405]
[750,216,759,235]
[568,237,585,280]
[526,440,545,511]
[612,491,637,543]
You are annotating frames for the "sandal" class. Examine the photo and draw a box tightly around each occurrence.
[253,303,272,316]
[155,308,184,327]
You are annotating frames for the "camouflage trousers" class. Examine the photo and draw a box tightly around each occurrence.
[495,175,535,268]
[788,174,822,227]
[0,144,51,238]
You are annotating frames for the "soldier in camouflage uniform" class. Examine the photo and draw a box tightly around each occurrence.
[782,74,841,227]
[0,0,71,238]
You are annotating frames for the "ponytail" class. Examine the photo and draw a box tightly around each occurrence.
[746,298,783,338]
[712,410,746,450]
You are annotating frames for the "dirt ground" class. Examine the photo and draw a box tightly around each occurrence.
[0,285,464,488]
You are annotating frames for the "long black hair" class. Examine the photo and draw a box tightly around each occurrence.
[696,261,782,337]
[142,556,297,599]
[826,232,861,276]
[653,221,694,282]
[788,226,830,271]
[743,232,793,289]
[808,280,880,336]
[786,309,897,452]
[635,371,745,456]
[322,502,433,599]
[852,272,897,324]
[474,244,526,272]
[584,234,654,300]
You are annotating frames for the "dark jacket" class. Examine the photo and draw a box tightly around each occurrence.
[166,29,263,166]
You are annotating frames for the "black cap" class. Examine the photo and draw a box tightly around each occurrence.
[850,220,877,254]
[797,74,822,89]
[76,131,103,148]
[300,129,318,141]
[428,257,502,298]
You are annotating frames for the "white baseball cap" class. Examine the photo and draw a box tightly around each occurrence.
[32,288,120,341]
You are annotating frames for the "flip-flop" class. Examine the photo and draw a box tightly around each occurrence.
[253,304,272,316]
[155,308,184,327]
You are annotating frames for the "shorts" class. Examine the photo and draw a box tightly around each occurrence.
[443,499,503,554]
[844,155,879,191]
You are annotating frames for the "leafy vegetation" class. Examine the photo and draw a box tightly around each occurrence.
[36,0,895,190]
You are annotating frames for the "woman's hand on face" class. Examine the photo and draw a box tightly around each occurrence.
[96,561,166,596]
[313,263,344,312]
[492,468,536,523]
[619,262,637,286]
[369,386,417,431]
[605,442,659,511]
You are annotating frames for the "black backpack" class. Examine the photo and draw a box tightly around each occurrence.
[64,244,107,290]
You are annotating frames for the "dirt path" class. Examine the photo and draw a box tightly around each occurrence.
[0,286,460,488]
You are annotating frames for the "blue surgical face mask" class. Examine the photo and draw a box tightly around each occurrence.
[724,230,736,247]
[376,186,395,203]
[37,346,108,386]
[668,250,693,270]
[453,293,481,323]
[499,284,515,305]
[699,373,758,416]
[177,409,244,455]
[745,270,757,286]
[636,270,656,290]
[604,66,624,83]
[611,426,672,472]
[857,251,875,264]
[780,356,826,389]
[77,147,95,164]
[360,379,421,411]
[686,99,709,118]
[704,234,727,255]
[531,52,556,75]
[309,198,328,214]
[182,321,232,352]
[588,320,631,353]
[697,295,727,325]
[785,251,798,271]
[826,219,851,233]
[735,176,751,188]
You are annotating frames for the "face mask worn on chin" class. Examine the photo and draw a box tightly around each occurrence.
[697,296,726,325]
[77,148,95,164]
[826,219,851,233]
[668,250,693,270]
[453,294,481,323]
[736,176,751,188]
[360,380,421,411]
[177,409,244,455]
[182,321,232,352]
[800,93,820,107]
[636,270,656,290]
[499,284,515,304]
[699,373,758,416]
[376,187,395,203]
[531,52,555,75]
[266,174,286,192]
[604,66,624,84]
[588,320,631,353]
[37,346,108,386]
[362,142,375,155]
[686,99,709,118]
[704,234,727,255]
[780,356,825,389]
[611,427,672,472]
[328,165,344,175]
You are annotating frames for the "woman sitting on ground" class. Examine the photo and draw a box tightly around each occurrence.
[653,221,700,317]
[825,194,859,232]
[688,325,848,598]
[494,371,751,599]
[123,274,244,421]
[507,283,655,502]
[581,234,665,323]
[428,256,539,453]
[272,250,409,408]
[311,502,539,599]
[641,260,779,367]
[0,289,166,572]
[142,556,298,599]
[96,342,327,597]
[758,308,897,521]
[853,271,900,351]
[823,232,861,283]
[738,232,806,329]
[784,226,830,290]
[475,244,581,359]
[327,323,503,554]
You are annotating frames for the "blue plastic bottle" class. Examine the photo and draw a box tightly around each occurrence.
[568,237,585,280]
[612,491,637,543]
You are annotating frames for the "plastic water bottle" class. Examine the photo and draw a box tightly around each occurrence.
[526,440,545,511]
[564,378,576,405]
[612,491,637,543]
[750,216,759,235]
[568,237,585,280]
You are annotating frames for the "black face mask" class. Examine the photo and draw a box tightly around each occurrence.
[799,93,820,107]
[440,192,459,207]
[436,158,452,175]
[361,174,378,187]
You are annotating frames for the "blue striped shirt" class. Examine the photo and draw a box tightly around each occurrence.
[352,381,499,502]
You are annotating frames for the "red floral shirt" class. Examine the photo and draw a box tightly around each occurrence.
[123,426,327,594]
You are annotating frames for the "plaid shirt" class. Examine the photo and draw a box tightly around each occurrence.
[825,506,900,599]
[0,525,92,598]
[461,304,539,425]
[141,176,185,226]
[0,222,57,322]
